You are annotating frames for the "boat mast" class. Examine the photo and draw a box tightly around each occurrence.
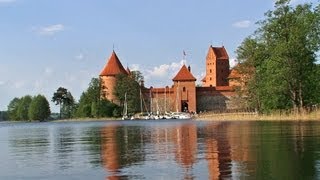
[164,87,167,113]
[140,88,143,113]
[123,92,127,116]
[150,90,152,114]
[176,81,179,112]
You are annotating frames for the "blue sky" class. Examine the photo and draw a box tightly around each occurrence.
[0,0,318,112]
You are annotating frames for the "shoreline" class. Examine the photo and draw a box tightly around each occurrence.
[194,111,320,121]
[2,110,319,122]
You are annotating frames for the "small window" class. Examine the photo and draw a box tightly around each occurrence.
[210,69,212,73]
[183,87,186,92]
[210,77,212,80]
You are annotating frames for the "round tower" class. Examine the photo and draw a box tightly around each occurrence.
[100,51,128,104]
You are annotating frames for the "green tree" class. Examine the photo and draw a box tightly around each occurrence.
[17,95,33,120]
[75,78,119,118]
[61,92,75,119]
[52,87,74,119]
[7,97,21,120]
[131,70,144,84]
[28,95,51,121]
[0,111,8,121]
[114,74,141,114]
[236,0,320,113]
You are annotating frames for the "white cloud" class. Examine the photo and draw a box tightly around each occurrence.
[146,60,186,78]
[75,53,84,60]
[13,80,26,89]
[141,60,187,87]
[35,24,65,36]
[44,67,54,76]
[232,20,251,28]
[130,64,140,71]
[229,58,238,68]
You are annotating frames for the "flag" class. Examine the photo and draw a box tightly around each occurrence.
[183,50,186,56]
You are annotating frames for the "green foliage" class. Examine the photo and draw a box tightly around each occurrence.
[0,111,8,121]
[7,97,21,120]
[75,78,119,118]
[114,74,141,114]
[52,87,75,119]
[28,95,51,121]
[131,70,144,84]
[236,0,320,113]
[17,95,33,120]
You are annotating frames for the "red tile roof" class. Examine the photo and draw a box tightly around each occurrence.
[211,46,229,60]
[100,51,128,76]
[172,65,196,81]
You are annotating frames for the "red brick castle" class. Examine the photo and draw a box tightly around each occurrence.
[100,45,238,113]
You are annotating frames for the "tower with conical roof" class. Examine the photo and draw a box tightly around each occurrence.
[172,64,197,113]
[202,45,230,87]
[100,51,128,104]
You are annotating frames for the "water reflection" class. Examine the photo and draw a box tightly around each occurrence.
[2,121,320,179]
[101,125,145,179]
[9,127,50,167]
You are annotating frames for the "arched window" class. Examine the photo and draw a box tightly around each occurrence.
[210,69,212,73]
[183,87,186,92]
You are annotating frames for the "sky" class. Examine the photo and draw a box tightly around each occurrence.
[0,0,319,112]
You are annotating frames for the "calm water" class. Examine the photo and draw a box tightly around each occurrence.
[0,120,320,180]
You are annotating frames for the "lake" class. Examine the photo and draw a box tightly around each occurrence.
[0,120,320,179]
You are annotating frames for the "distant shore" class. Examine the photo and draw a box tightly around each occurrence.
[195,110,320,121]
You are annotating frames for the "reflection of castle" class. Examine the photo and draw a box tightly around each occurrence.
[100,45,239,113]
[99,122,253,179]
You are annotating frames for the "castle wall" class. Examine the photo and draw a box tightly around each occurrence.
[100,75,119,105]
[204,49,217,87]
[173,81,196,113]
[216,60,230,86]
[142,87,176,113]
[196,87,238,112]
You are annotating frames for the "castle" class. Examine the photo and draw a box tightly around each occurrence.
[100,45,239,113]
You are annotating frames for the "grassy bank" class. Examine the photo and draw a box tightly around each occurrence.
[195,110,320,121]
[52,117,120,122]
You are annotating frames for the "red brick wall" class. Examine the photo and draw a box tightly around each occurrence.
[216,60,230,86]
[173,81,196,113]
[100,75,120,105]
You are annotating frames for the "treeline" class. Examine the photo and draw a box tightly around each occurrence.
[235,0,320,113]
[4,70,143,121]
[7,95,51,121]
[53,78,121,119]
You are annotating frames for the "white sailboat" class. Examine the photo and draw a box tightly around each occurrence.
[122,92,130,120]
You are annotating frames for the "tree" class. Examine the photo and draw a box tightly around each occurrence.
[0,111,8,121]
[114,73,141,114]
[7,97,21,120]
[17,95,33,120]
[131,70,144,84]
[236,0,320,113]
[52,87,74,119]
[75,78,119,118]
[28,95,51,121]
[61,92,75,119]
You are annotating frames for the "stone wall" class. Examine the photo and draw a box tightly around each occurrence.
[196,87,240,112]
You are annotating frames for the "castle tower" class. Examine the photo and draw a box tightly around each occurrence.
[172,65,197,112]
[202,45,230,87]
[100,51,128,104]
